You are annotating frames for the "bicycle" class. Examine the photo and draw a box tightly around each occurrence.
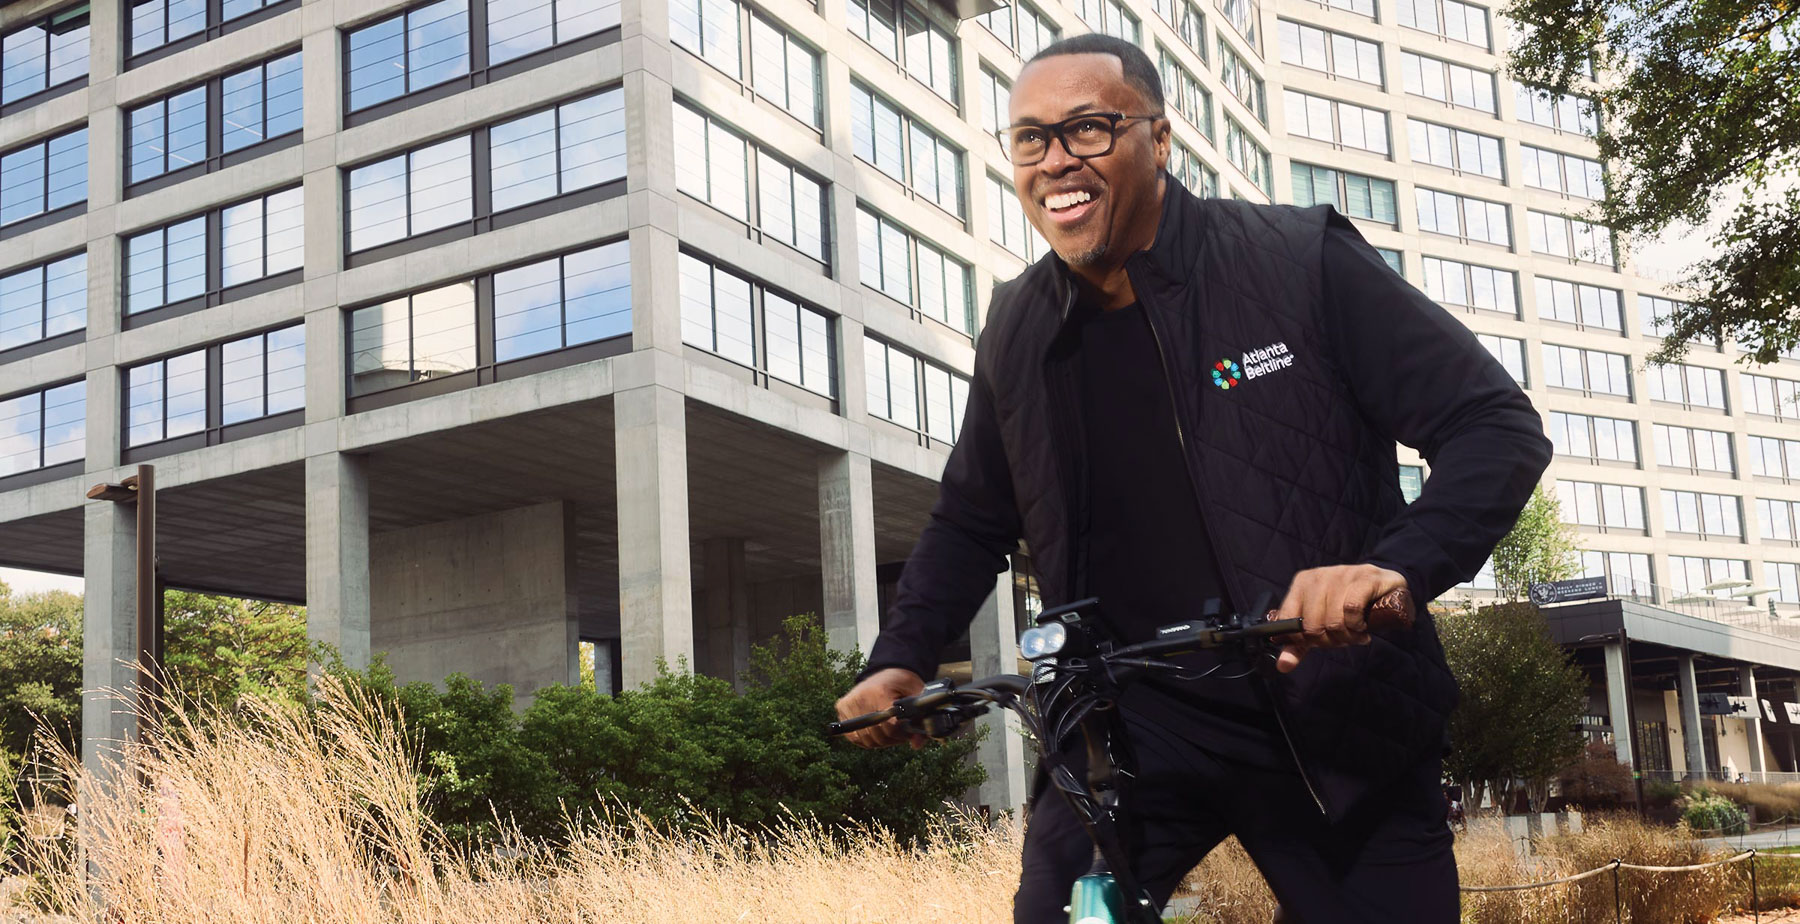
[828,588,1415,924]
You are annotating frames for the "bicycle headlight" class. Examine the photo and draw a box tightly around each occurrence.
[1019,622,1067,660]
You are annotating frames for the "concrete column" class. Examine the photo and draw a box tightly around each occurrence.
[305,452,371,670]
[968,570,1028,817]
[701,537,751,686]
[1677,654,1708,777]
[1742,665,1767,777]
[80,499,137,779]
[615,384,694,688]
[1603,642,1635,768]
[818,450,880,656]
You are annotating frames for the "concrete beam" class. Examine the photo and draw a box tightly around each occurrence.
[1742,664,1767,776]
[1677,654,1707,777]
[1603,642,1635,767]
[80,498,136,779]
[969,569,1027,817]
[818,450,879,656]
[305,452,371,670]
[614,384,694,688]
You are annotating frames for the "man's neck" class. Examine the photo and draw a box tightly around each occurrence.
[1070,176,1165,312]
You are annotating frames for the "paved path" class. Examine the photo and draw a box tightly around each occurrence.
[1697,825,1800,852]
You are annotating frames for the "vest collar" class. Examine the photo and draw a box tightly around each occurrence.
[1046,171,1200,332]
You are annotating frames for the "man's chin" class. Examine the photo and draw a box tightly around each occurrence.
[1053,241,1108,267]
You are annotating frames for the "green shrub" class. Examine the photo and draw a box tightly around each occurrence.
[0,747,16,863]
[1679,788,1746,835]
[328,615,985,847]
[1692,780,1800,823]
[1644,779,1683,807]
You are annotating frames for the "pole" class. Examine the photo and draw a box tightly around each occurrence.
[1611,859,1622,924]
[134,464,158,739]
[1621,629,1645,818]
[1752,849,1759,923]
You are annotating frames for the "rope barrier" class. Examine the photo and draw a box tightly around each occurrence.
[1458,850,1768,892]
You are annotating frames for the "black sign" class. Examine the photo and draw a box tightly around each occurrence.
[1529,576,1608,606]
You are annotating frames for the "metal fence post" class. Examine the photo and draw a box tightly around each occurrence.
[1751,849,1759,924]
[1620,857,1634,922]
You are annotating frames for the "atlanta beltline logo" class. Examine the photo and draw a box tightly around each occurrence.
[1212,342,1295,390]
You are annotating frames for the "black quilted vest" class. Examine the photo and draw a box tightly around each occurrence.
[980,177,1458,819]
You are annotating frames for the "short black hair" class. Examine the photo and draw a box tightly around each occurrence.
[1023,33,1165,114]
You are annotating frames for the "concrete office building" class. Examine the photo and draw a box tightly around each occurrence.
[0,0,1796,813]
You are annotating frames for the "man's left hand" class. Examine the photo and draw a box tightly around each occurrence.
[1271,564,1408,674]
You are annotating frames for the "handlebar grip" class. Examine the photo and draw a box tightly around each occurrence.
[1365,586,1415,631]
[826,710,893,736]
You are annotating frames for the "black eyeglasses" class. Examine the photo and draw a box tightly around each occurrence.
[997,111,1164,166]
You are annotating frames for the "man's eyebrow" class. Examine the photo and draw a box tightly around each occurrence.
[1007,102,1108,126]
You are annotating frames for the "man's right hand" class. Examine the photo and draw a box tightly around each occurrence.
[835,667,927,749]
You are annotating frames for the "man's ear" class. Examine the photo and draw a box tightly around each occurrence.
[1154,118,1171,170]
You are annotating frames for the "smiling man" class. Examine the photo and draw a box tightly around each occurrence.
[835,33,1552,923]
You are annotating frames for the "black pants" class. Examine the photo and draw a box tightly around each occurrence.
[1012,713,1458,924]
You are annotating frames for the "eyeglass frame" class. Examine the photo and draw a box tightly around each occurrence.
[996,111,1167,166]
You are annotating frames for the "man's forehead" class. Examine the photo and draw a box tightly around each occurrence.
[1012,53,1137,119]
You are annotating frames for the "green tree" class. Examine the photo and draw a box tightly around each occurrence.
[1506,0,1800,365]
[1489,484,1580,603]
[0,581,83,758]
[161,590,311,710]
[1439,601,1588,814]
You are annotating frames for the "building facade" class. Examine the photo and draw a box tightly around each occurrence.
[1,0,1796,811]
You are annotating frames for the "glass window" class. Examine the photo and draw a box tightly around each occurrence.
[124,215,206,314]
[1532,278,1621,331]
[220,187,303,288]
[1743,373,1800,420]
[851,83,964,217]
[857,205,970,334]
[1516,85,1597,135]
[488,0,618,64]
[1171,139,1218,197]
[1283,90,1388,156]
[0,127,85,227]
[1414,188,1508,246]
[1578,550,1653,599]
[1288,163,1396,223]
[346,0,470,111]
[846,0,899,60]
[757,152,827,262]
[1159,47,1213,138]
[1662,490,1742,538]
[1748,435,1800,480]
[1522,144,1605,199]
[1767,562,1800,604]
[489,89,625,213]
[348,281,478,395]
[1475,333,1526,384]
[749,14,821,128]
[864,336,933,430]
[1075,0,1141,43]
[1644,361,1727,410]
[763,289,835,396]
[1397,0,1489,48]
[492,240,630,361]
[1421,257,1516,316]
[672,0,741,76]
[126,348,207,446]
[129,0,209,57]
[1406,118,1503,179]
[1173,1,1207,58]
[679,253,755,366]
[1528,210,1615,266]
[221,325,306,424]
[1399,51,1495,114]
[1218,37,1264,124]
[0,381,84,476]
[1277,20,1380,84]
[901,6,957,102]
[1669,556,1749,597]
[1541,343,1630,397]
[1398,464,1423,503]
[1556,480,1645,530]
[1224,115,1270,194]
[0,252,85,351]
[978,67,1011,139]
[680,252,836,395]
[988,174,1047,262]
[222,51,303,153]
[127,86,205,183]
[347,135,473,251]
[2,4,90,106]
[1652,423,1734,474]
[1760,499,1800,541]
[1217,0,1259,53]
[1549,411,1638,463]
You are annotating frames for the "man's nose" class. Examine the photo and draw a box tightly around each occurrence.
[1037,133,1083,175]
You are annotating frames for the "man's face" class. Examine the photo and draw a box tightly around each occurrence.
[1008,53,1169,268]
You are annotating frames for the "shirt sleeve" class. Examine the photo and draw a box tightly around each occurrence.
[1317,210,1553,601]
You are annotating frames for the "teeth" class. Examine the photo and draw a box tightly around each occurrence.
[1046,190,1093,211]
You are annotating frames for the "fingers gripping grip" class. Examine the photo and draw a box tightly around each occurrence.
[1364,586,1415,631]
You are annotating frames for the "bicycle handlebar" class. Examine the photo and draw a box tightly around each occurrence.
[1112,586,1414,659]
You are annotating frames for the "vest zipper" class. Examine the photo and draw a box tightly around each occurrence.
[1128,263,1330,819]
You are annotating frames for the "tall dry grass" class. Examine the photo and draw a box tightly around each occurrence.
[0,681,1771,924]
[3,680,1022,923]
